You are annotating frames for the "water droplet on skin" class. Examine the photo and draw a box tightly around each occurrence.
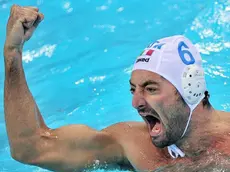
[92,159,100,169]
[140,151,147,160]
[127,124,132,128]
[45,131,51,136]
[94,160,100,165]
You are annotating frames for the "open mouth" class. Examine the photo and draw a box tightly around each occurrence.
[144,115,162,137]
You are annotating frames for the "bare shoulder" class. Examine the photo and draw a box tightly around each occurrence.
[103,121,147,130]
[102,121,149,138]
[102,122,165,171]
[102,121,150,150]
[217,110,230,119]
[215,110,230,129]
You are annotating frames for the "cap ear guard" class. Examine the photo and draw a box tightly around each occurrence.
[182,64,206,105]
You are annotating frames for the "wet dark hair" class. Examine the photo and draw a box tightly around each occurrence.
[202,91,211,108]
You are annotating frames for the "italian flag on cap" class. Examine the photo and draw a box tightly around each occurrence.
[140,49,154,56]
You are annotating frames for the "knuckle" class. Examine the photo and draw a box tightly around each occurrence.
[39,13,44,20]
[31,12,38,20]
[10,5,22,20]
[11,4,18,10]
[24,10,37,20]
[10,4,19,14]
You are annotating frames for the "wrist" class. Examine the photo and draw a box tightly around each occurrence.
[4,41,22,57]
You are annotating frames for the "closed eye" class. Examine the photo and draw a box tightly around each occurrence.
[145,87,157,94]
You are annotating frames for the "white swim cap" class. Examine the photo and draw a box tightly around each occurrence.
[132,35,206,114]
[132,35,207,158]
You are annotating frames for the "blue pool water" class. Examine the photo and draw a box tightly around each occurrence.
[0,0,229,171]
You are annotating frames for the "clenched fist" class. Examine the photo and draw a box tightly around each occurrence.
[5,4,44,50]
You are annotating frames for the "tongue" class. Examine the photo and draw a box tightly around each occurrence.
[151,121,161,135]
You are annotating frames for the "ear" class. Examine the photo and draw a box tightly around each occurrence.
[182,64,206,105]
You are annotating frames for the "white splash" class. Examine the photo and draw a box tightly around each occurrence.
[67,107,79,116]
[75,79,84,85]
[63,1,73,13]
[63,2,70,9]
[96,5,108,11]
[224,42,230,48]
[226,6,230,11]
[62,66,71,72]
[36,0,43,5]
[117,7,124,12]
[221,103,230,110]
[190,18,203,30]
[22,44,57,63]
[89,76,106,83]
[123,65,133,74]
[2,4,7,8]
[201,29,214,38]
[93,24,116,32]
[84,37,90,41]
[129,20,135,24]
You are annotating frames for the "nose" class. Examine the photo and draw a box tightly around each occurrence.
[132,90,146,110]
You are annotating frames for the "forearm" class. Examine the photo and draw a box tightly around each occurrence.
[4,44,48,156]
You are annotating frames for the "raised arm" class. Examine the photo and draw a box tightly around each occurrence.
[3,5,126,171]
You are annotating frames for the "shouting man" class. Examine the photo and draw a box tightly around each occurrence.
[3,4,230,172]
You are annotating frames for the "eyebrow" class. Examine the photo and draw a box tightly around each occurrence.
[129,80,159,87]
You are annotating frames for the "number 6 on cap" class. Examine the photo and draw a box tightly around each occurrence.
[178,41,195,65]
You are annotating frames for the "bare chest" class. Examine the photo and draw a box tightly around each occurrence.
[156,155,230,172]
[142,150,230,172]
[126,138,230,172]
[110,122,230,171]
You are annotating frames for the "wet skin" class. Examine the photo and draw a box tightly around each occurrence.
[3,4,230,172]
[103,120,230,171]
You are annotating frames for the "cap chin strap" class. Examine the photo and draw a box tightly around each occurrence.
[167,144,185,158]
[167,64,206,159]
[167,110,193,159]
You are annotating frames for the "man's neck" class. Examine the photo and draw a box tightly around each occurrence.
[175,106,219,158]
